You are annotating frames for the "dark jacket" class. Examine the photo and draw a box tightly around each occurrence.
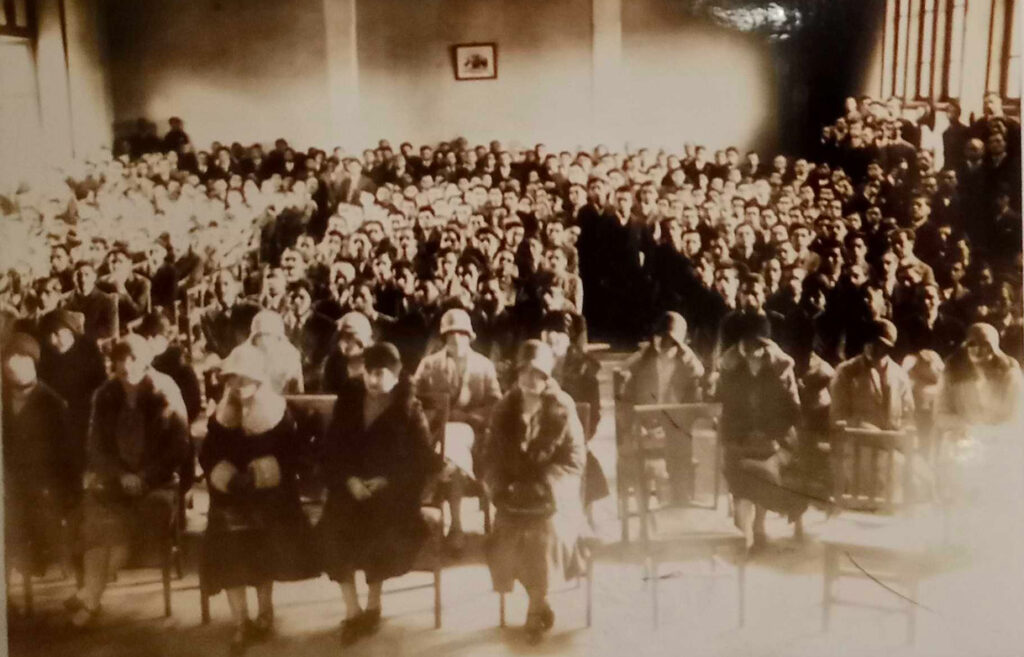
[87,371,190,489]
[317,377,442,583]
[2,382,72,504]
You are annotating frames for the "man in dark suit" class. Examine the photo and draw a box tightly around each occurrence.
[894,284,965,361]
[942,103,970,171]
[65,262,118,343]
[200,271,260,359]
[333,159,378,206]
[161,117,190,154]
[98,247,151,333]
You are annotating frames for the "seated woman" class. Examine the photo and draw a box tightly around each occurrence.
[939,323,1023,427]
[481,340,589,644]
[2,334,71,589]
[540,310,609,518]
[68,334,190,628]
[717,315,805,552]
[200,344,319,655]
[317,342,442,646]
[247,310,304,394]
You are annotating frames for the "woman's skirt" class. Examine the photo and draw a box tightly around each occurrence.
[317,494,430,584]
[201,498,320,593]
[486,510,587,594]
[724,452,809,521]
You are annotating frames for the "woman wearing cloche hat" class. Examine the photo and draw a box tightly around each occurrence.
[479,340,589,644]
[199,343,319,655]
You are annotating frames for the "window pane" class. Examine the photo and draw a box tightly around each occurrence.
[897,0,911,96]
[948,2,966,98]
[934,0,948,97]
[907,0,921,96]
[921,0,935,97]
[1009,55,1021,98]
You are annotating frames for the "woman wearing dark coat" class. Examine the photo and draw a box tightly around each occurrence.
[541,311,609,509]
[67,334,190,629]
[200,344,318,654]
[480,340,589,644]
[317,342,442,645]
[37,310,107,501]
[717,315,806,551]
[2,333,71,578]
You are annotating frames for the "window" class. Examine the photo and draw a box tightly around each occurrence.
[1001,0,1021,99]
[886,0,968,101]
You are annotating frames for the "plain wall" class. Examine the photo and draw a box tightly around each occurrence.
[98,0,885,155]
[105,0,333,149]
[621,0,778,153]
[353,0,596,150]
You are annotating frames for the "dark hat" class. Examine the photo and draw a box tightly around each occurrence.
[736,311,772,346]
[517,339,555,377]
[40,309,85,337]
[656,312,689,349]
[870,319,898,347]
[137,312,172,339]
[4,333,40,364]
[110,334,152,365]
[541,310,574,336]
[364,342,402,375]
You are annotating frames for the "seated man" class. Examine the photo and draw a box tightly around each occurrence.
[3,334,72,583]
[67,335,189,629]
[618,311,705,505]
[412,308,501,552]
[830,319,915,431]
[66,261,118,344]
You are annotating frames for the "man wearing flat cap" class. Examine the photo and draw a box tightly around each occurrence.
[830,318,915,431]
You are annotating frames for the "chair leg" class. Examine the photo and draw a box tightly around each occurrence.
[649,558,659,629]
[434,568,442,630]
[482,496,492,534]
[822,543,836,632]
[737,549,746,629]
[162,550,172,618]
[200,590,211,625]
[499,592,506,628]
[585,556,593,628]
[23,569,33,618]
[620,487,631,544]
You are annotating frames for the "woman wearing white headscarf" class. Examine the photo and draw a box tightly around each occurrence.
[247,310,304,394]
[200,344,317,655]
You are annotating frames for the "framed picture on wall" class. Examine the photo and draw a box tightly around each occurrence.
[453,43,497,80]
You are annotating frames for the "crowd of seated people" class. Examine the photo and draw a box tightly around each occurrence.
[1,93,1022,648]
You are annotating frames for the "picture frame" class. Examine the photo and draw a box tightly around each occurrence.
[452,42,498,81]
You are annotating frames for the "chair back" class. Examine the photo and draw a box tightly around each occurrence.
[626,403,722,455]
[416,392,450,459]
[285,394,337,501]
[830,426,915,514]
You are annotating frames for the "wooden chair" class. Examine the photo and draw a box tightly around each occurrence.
[496,401,596,630]
[615,397,723,543]
[200,394,444,628]
[611,514,747,630]
[821,426,945,645]
[17,478,184,618]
